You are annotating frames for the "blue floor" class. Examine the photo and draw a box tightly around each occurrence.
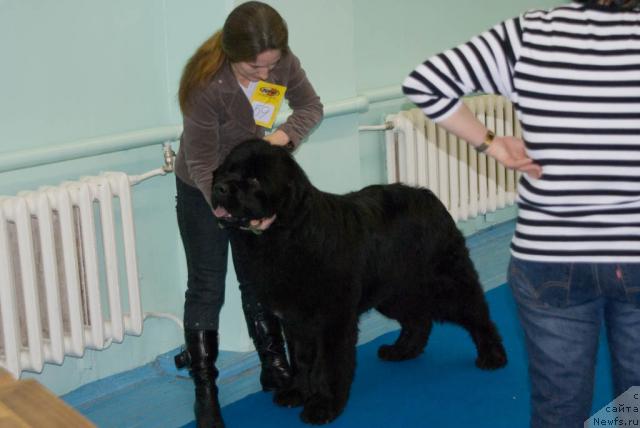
[179,285,614,428]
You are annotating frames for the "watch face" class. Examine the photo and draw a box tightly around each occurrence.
[486,130,495,141]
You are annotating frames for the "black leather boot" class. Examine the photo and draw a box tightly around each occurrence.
[243,303,292,391]
[174,329,225,428]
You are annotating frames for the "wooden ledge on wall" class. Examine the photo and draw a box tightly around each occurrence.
[0,368,94,427]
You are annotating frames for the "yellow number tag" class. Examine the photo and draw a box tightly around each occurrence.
[250,81,287,128]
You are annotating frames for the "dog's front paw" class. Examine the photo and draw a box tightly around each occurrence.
[274,388,304,408]
[476,343,508,370]
[300,397,341,425]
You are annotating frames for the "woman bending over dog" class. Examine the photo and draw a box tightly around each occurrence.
[173,2,323,427]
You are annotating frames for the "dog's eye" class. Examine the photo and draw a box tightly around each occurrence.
[248,177,260,188]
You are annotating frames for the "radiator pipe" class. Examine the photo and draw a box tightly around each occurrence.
[128,143,176,185]
[358,121,394,132]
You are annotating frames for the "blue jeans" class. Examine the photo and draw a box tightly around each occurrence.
[508,258,640,428]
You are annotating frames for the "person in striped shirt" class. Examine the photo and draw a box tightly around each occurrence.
[403,0,640,426]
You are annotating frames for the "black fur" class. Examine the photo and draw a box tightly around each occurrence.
[212,139,507,425]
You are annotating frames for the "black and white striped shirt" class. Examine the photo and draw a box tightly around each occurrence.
[403,2,640,263]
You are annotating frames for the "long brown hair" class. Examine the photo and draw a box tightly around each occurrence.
[178,1,289,114]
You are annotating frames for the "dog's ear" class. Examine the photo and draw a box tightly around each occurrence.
[286,179,306,204]
[276,154,310,212]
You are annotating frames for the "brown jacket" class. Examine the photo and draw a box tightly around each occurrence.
[174,52,323,205]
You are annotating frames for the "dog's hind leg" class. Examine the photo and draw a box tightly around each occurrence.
[437,257,508,370]
[377,320,432,361]
[376,301,433,361]
[458,312,507,370]
[447,288,508,370]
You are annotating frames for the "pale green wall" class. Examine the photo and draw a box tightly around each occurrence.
[2,1,168,147]
[0,0,560,395]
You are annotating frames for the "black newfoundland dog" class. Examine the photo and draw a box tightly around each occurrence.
[211,139,507,425]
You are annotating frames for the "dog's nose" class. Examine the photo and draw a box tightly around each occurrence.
[213,182,229,197]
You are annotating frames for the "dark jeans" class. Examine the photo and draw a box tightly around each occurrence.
[176,176,258,331]
[508,257,640,428]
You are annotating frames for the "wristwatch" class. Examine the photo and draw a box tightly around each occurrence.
[475,130,495,153]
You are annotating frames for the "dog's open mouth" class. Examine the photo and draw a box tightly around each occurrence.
[213,205,276,234]
[212,206,235,221]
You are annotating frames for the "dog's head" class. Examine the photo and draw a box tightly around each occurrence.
[211,139,309,233]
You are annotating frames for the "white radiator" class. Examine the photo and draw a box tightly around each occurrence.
[0,172,148,378]
[384,95,521,222]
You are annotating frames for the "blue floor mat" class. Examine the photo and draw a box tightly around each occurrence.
[182,285,614,428]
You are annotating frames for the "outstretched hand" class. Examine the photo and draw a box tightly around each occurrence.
[485,135,542,179]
